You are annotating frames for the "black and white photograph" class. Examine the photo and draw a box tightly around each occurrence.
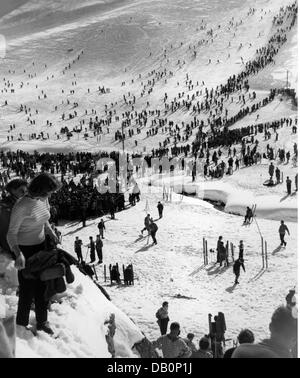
[0,0,298,362]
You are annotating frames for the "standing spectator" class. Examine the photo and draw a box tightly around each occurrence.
[191,337,213,358]
[232,306,297,358]
[80,202,88,227]
[286,176,292,195]
[275,167,281,184]
[233,258,246,284]
[157,201,164,219]
[279,220,290,247]
[238,240,244,259]
[216,236,223,263]
[184,333,197,353]
[96,235,103,264]
[224,329,255,358]
[74,236,83,263]
[97,218,106,239]
[295,173,298,192]
[156,301,170,335]
[149,219,158,245]
[218,238,226,267]
[269,162,275,179]
[88,236,96,263]
[7,173,61,336]
[152,322,192,358]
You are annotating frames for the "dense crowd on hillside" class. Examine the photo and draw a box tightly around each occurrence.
[0,0,298,359]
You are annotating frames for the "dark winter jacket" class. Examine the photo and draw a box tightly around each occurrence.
[157,203,164,213]
[233,260,245,275]
[279,224,289,235]
[22,248,77,300]
[149,222,158,234]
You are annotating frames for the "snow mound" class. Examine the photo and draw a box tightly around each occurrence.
[0,254,143,358]
[148,172,297,222]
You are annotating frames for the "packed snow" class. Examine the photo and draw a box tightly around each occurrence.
[0,0,298,358]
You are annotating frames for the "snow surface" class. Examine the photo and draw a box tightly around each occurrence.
[0,255,143,358]
[0,0,298,358]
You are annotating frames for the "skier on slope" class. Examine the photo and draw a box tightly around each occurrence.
[141,214,151,235]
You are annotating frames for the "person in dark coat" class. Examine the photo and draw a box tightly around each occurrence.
[233,258,245,284]
[157,201,164,218]
[97,218,106,239]
[268,162,274,179]
[88,236,96,263]
[244,207,253,224]
[279,220,290,246]
[149,219,158,245]
[216,236,223,263]
[286,176,292,195]
[74,236,83,263]
[275,167,281,184]
[95,235,103,264]
[238,240,244,259]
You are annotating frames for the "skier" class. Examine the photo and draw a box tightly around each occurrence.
[157,201,164,218]
[156,301,170,335]
[278,220,290,247]
[141,214,151,234]
[286,176,292,195]
[88,236,96,263]
[233,258,245,284]
[97,218,106,239]
[149,219,158,245]
[95,235,103,264]
[74,236,83,263]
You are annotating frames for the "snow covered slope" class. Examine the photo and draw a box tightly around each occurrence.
[0,255,143,358]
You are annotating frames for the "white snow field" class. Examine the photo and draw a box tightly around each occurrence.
[0,0,298,358]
